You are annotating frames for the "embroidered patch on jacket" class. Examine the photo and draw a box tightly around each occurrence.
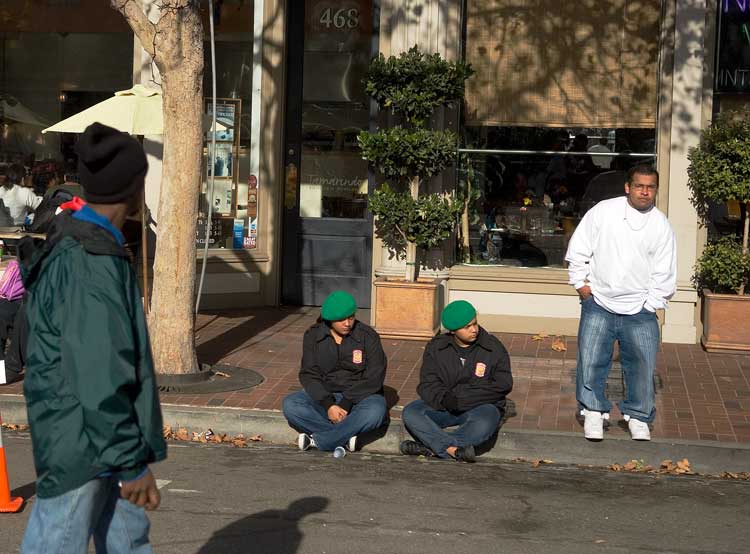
[352,350,363,364]
[474,362,486,377]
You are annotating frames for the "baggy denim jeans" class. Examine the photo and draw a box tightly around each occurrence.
[576,296,660,423]
[282,390,387,451]
[22,477,151,554]
[402,399,501,458]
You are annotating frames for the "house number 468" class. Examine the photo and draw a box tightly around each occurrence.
[319,8,359,29]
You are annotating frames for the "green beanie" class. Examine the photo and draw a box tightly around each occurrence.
[321,291,357,321]
[441,300,477,331]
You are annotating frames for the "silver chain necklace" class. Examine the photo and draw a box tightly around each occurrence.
[623,201,652,231]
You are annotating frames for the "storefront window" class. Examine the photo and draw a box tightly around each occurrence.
[197,0,257,250]
[459,0,661,267]
[0,3,133,218]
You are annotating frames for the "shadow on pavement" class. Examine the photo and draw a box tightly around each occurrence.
[9,481,35,513]
[196,308,298,366]
[197,496,329,554]
[11,480,36,500]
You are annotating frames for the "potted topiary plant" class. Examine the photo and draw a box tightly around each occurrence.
[688,109,750,352]
[358,47,472,339]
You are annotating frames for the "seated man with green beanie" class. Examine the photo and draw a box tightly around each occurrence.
[400,300,513,463]
[282,290,388,458]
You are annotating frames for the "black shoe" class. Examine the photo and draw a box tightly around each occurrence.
[400,440,434,457]
[454,445,476,463]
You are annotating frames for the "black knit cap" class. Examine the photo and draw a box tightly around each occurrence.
[75,122,148,203]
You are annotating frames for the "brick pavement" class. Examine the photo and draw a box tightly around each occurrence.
[3,307,750,444]
[186,308,750,444]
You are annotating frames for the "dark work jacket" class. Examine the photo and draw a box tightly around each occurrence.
[299,321,387,412]
[18,211,166,498]
[417,328,513,415]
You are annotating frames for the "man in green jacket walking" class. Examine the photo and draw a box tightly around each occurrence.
[19,123,166,554]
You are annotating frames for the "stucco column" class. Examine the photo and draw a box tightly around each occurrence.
[661,0,707,344]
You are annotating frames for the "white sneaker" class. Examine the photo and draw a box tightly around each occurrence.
[297,433,315,451]
[347,435,357,452]
[581,409,609,441]
[624,416,651,441]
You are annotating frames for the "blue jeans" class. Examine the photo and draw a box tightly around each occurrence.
[282,390,387,451]
[22,477,151,554]
[576,296,660,423]
[402,399,501,459]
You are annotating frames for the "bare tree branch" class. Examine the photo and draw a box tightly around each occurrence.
[112,0,156,58]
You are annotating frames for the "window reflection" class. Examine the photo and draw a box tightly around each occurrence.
[459,127,655,267]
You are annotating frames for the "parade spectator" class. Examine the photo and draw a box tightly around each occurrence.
[565,164,676,441]
[400,301,513,463]
[19,123,165,553]
[282,291,387,458]
[1,164,42,225]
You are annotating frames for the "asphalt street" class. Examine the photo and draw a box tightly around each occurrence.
[1,432,749,554]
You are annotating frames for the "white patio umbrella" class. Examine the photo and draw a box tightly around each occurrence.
[42,84,162,135]
[42,84,164,313]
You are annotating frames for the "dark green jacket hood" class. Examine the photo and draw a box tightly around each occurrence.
[19,211,166,498]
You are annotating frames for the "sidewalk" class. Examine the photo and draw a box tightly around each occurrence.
[2,307,750,470]
[187,307,750,444]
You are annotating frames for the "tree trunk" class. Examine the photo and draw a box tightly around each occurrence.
[116,1,203,374]
[405,176,420,282]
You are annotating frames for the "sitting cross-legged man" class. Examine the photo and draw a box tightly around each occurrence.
[282,291,388,459]
[401,300,513,463]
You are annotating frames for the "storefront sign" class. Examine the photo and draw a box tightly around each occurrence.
[196,217,225,247]
[716,1,750,93]
[244,217,258,250]
[232,219,245,249]
[247,175,258,217]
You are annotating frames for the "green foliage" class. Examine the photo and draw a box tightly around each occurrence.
[359,46,473,274]
[688,110,750,294]
[364,46,474,126]
[693,236,750,295]
[369,184,463,256]
[688,110,750,222]
[358,127,458,183]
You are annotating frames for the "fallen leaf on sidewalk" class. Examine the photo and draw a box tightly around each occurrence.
[594,539,607,544]
[176,427,190,441]
[531,459,554,468]
[660,459,675,471]
[214,371,231,378]
[720,472,750,480]
[623,460,638,471]
[1,423,28,431]
[163,426,173,439]
[532,332,549,341]
[609,463,622,472]
[551,336,567,352]
[191,431,209,443]
[249,434,263,442]
[675,458,691,473]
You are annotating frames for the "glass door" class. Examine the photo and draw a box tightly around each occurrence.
[282,0,375,307]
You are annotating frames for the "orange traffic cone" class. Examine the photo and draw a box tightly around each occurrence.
[0,414,23,513]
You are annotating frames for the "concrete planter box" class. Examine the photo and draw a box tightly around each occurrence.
[373,277,440,340]
[701,290,750,353]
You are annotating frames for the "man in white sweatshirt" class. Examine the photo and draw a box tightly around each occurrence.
[565,164,676,441]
